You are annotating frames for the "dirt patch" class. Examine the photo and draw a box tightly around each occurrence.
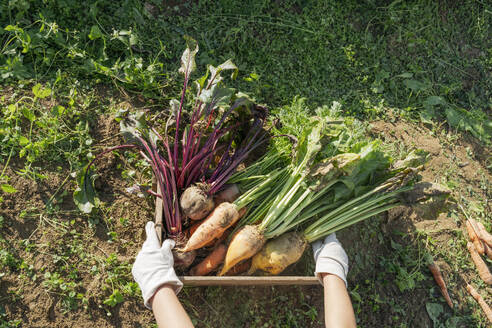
[369,118,491,325]
[1,116,491,327]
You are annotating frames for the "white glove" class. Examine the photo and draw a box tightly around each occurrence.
[312,233,349,287]
[132,222,183,309]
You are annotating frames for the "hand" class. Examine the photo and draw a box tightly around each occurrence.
[132,221,183,309]
[312,233,349,287]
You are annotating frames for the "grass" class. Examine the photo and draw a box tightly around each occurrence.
[0,0,491,327]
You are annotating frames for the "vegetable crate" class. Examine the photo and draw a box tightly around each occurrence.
[153,181,318,286]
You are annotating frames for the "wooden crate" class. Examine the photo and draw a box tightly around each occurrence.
[153,178,318,286]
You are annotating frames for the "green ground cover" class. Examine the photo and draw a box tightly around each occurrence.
[1,1,491,327]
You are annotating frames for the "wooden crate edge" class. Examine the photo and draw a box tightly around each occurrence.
[179,276,319,286]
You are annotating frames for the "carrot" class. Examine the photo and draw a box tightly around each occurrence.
[186,220,217,247]
[182,202,240,252]
[189,244,227,276]
[218,224,266,276]
[467,242,492,285]
[466,283,492,324]
[477,221,492,248]
[428,261,453,308]
[224,259,252,276]
[484,243,492,261]
[213,207,246,246]
[466,220,485,255]
[186,220,203,238]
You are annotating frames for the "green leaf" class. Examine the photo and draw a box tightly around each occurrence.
[309,153,360,191]
[420,107,437,124]
[198,84,234,107]
[119,111,148,143]
[88,25,103,40]
[425,302,443,326]
[445,107,492,143]
[73,167,99,213]
[22,107,35,122]
[295,121,323,169]
[396,72,413,78]
[423,96,445,107]
[393,149,429,170]
[18,136,29,146]
[444,317,465,328]
[32,83,51,99]
[129,33,138,46]
[103,290,124,307]
[1,184,17,193]
[403,79,428,91]
[178,39,198,77]
[51,105,66,117]
[5,25,23,33]
[207,59,238,87]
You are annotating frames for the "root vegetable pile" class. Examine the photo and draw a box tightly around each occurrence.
[76,41,428,278]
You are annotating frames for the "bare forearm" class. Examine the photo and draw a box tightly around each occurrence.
[322,273,356,328]
[151,285,194,328]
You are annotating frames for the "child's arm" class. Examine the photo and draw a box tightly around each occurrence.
[151,285,194,328]
[313,234,356,328]
[132,222,194,328]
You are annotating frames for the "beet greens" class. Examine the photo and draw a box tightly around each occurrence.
[75,42,267,237]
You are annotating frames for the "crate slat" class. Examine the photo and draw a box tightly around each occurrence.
[152,176,163,244]
[179,276,319,286]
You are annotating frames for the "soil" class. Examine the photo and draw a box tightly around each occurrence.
[1,115,491,327]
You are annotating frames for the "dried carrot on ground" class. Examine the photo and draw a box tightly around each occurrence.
[189,244,227,276]
[467,242,492,285]
[428,262,453,308]
[484,243,492,261]
[466,220,485,255]
[477,221,492,248]
[466,284,492,324]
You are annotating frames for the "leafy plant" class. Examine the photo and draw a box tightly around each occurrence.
[103,290,124,307]
[77,42,266,238]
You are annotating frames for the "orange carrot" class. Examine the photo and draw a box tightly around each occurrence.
[213,208,246,246]
[466,284,492,324]
[189,244,227,276]
[183,202,240,252]
[428,262,453,308]
[186,220,203,238]
[467,242,492,285]
[215,228,231,245]
[466,220,485,255]
[477,222,492,248]
[224,259,252,276]
[484,243,492,261]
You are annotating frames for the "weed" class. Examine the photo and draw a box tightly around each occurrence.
[0,305,21,328]
[0,0,490,326]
